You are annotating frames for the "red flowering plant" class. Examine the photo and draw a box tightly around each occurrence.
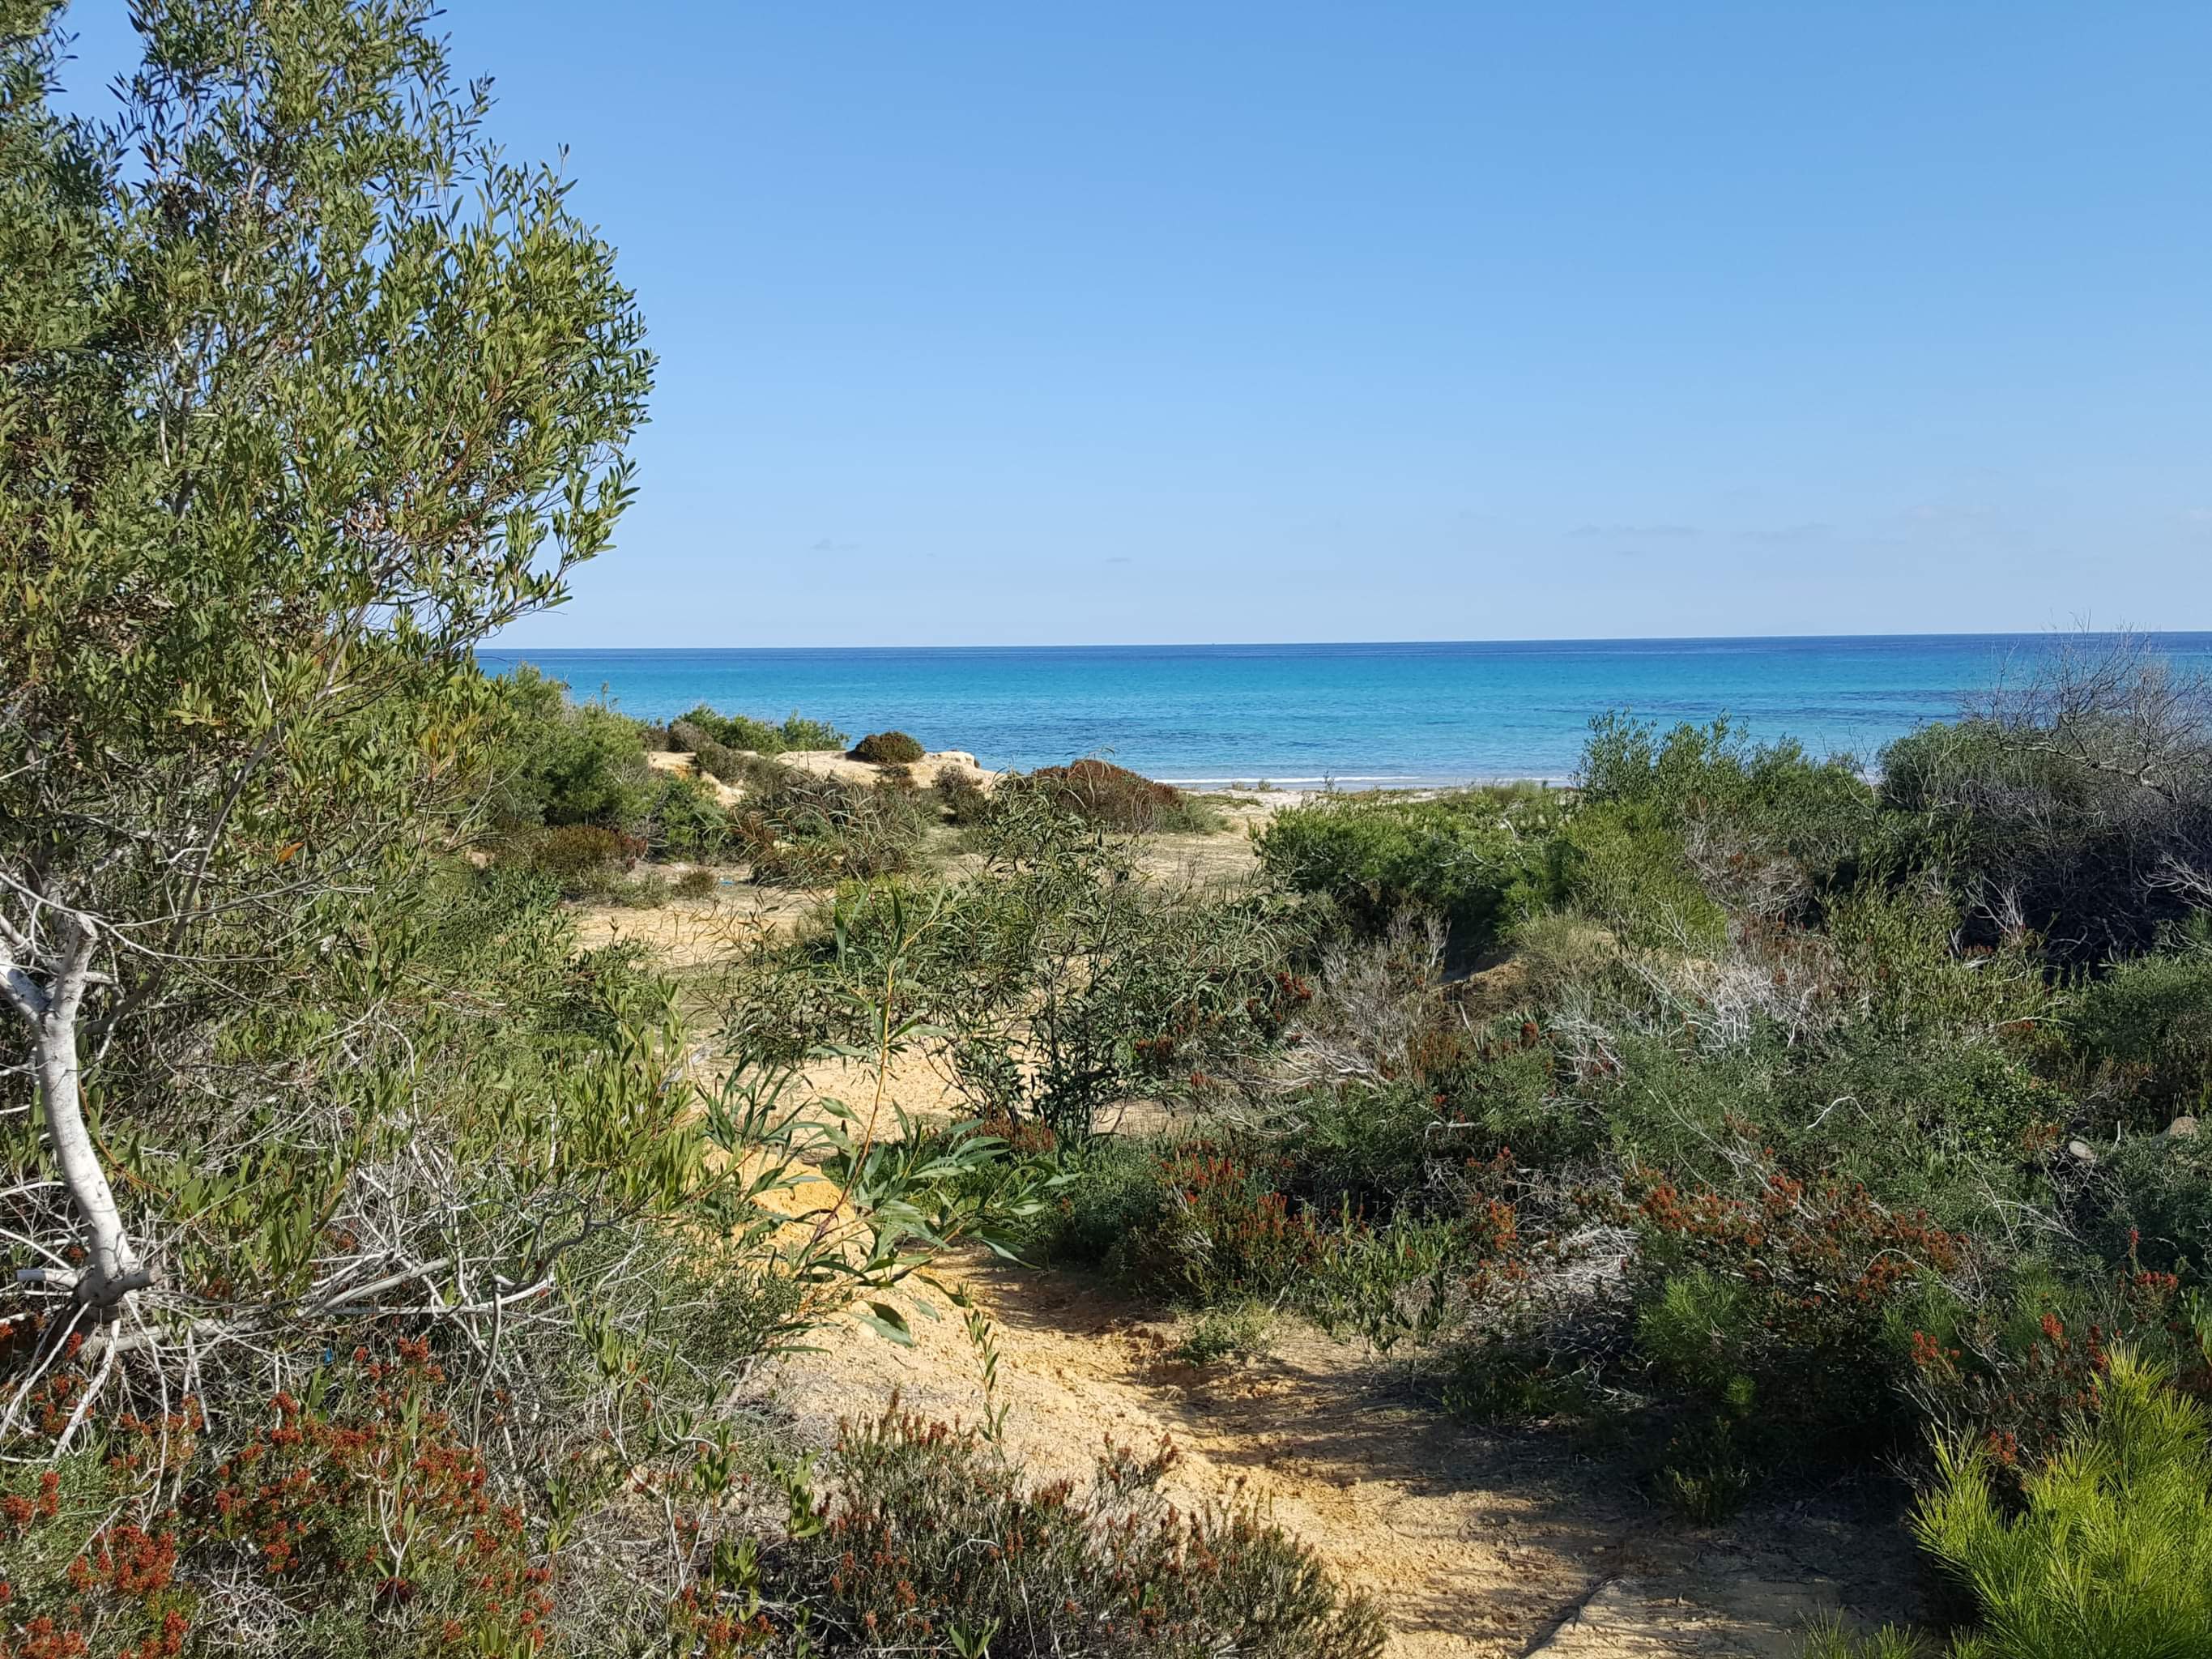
[1116,1140,1327,1304]
[1618,1132,1971,1453]
[1903,1249,2212,1488]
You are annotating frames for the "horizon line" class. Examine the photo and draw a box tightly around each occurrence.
[483,626,2212,655]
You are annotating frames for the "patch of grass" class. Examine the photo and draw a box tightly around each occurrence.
[1172,1300,1277,1366]
[671,866,718,899]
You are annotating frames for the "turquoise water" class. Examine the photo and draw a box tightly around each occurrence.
[481,636,2212,787]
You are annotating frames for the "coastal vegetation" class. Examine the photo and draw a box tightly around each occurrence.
[5,5,2210,1657]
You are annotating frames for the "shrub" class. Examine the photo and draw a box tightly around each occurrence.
[1578,711,1874,883]
[0,1346,552,1659]
[491,665,662,831]
[1174,1299,1277,1365]
[1625,1152,1965,1461]
[1877,716,2212,966]
[1540,798,1725,948]
[653,770,739,859]
[737,770,930,886]
[1823,886,2053,1041]
[1258,787,1561,949]
[1904,1268,2212,1477]
[673,866,719,900]
[673,705,847,756]
[2086,1130,2212,1276]
[774,1406,1387,1657]
[813,810,1309,1141]
[1018,759,1221,834]
[850,730,926,766]
[933,769,995,825]
[2063,949,2212,1126]
[1594,1028,2053,1233]
[1912,1351,2212,1659]
[1114,1141,1324,1305]
[524,822,637,882]
[1023,1137,1175,1267]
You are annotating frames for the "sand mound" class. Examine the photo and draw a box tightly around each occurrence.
[646,746,999,804]
[774,747,997,790]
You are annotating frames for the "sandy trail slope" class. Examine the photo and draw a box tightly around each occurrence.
[765,1253,1924,1658]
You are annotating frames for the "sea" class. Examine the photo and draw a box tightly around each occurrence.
[479,635,2212,789]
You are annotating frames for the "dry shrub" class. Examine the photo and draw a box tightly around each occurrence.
[1021,760,1207,834]
[773,1405,1386,1657]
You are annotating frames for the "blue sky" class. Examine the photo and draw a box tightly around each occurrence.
[55,2,2212,646]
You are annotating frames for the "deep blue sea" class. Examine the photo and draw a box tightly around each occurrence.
[480,636,2212,787]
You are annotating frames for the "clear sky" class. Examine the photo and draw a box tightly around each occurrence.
[53,2,2212,646]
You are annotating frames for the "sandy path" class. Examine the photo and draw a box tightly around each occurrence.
[765,1254,1924,1657]
[581,816,1924,1654]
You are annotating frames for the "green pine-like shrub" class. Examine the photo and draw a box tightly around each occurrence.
[1911,1351,2212,1659]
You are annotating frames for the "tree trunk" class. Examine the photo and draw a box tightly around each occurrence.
[34,1006,148,1311]
[2,910,149,1314]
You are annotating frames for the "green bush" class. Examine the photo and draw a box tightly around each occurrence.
[1877,718,2212,966]
[1258,787,1560,949]
[2087,1130,2212,1276]
[1023,1136,1175,1267]
[850,729,927,766]
[2064,949,2212,1125]
[492,665,662,831]
[1114,1139,1325,1304]
[1540,799,1725,948]
[1588,1020,2054,1235]
[812,808,1310,1141]
[671,866,718,899]
[651,770,738,859]
[669,704,846,756]
[1623,1149,1966,1475]
[1825,886,2053,1041]
[522,822,635,882]
[1912,1351,2212,1659]
[1174,1299,1278,1365]
[1583,716,1875,889]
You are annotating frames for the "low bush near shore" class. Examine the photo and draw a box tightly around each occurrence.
[737,768,931,885]
[850,729,927,766]
[1014,758,1223,833]
[932,768,995,824]
[672,704,848,756]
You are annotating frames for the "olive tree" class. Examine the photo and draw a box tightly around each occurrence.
[0,0,650,1331]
